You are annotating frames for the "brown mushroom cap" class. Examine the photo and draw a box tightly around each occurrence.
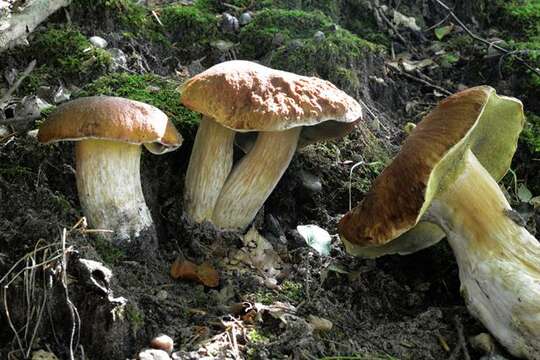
[338,86,524,248]
[37,96,183,152]
[180,60,362,133]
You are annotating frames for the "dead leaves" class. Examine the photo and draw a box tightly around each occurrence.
[170,258,219,288]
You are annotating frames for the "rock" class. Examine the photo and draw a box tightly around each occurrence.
[272,33,286,46]
[313,31,325,42]
[239,12,252,26]
[150,334,174,354]
[307,315,333,331]
[108,48,128,71]
[470,333,496,354]
[53,85,71,104]
[139,348,172,360]
[288,39,304,50]
[16,95,51,120]
[221,13,239,33]
[32,350,59,360]
[89,36,108,49]
[156,289,168,300]
[298,170,322,193]
[480,355,509,360]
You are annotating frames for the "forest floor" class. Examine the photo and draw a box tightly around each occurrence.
[0,0,539,359]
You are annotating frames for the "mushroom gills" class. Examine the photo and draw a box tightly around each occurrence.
[212,127,302,230]
[183,116,235,222]
[424,149,540,359]
[75,139,153,244]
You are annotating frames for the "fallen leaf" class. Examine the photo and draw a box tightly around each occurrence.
[170,258,219,287]
[296,224,332,256]
[434,24,453,40]
[518,183,533,203]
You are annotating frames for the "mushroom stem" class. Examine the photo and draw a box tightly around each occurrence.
[76,139,154,245]
[425,150,540,359]
[212,127,302,230]
[184,116,235,222]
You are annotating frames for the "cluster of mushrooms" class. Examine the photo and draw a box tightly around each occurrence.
[37,60,540,359]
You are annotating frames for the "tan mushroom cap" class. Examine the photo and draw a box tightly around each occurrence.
[338,86,524,249]
[180,60,363,133]
[38,96,183,152]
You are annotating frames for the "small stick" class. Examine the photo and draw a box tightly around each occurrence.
[433,0,540,78]
[388,66,453,96]
[0,60,37,108]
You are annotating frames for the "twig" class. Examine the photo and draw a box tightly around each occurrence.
[388,66,453,95]
[0,60,37,108]
[433,0,540,78]
[151,10,163,27]
[448,315,471,360]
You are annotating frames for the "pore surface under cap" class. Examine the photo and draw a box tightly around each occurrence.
[37,96,183,148]
[180,60,362,132]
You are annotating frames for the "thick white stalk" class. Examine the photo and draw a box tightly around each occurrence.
[76,139,153,245]
[426,150,540,359]
[212,127,301,230]
[183,116,235,222]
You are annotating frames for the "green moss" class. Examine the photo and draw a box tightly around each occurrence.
[522,112,540,154]
[239,8,332,59]
[280,280,303,303]
[502,0,540,36]
[246,328,270,344]
[26,26,110,84]
[269,28,382,94]
[92,237,125,265]
[253,289,276,305]
[79,72,200,134]
[160,4,219,58]
[124,303,145,333]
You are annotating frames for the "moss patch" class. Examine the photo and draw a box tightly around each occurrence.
[17,26,111,92]
[239,8,332,59]
[79,72,200,134]
[160,4,219,59]
[269,27,382,94]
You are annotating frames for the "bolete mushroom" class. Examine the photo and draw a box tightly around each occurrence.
[38,96,183,248]
[180,60,362,230]
[339,86,540,358]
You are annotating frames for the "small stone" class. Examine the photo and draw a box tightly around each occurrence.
[272,33,286,46]
[0,125,9,137]
[239,12,253,26]
[221,13,239,33]
[150,334,174,354]
[313,31,325,42]
[156,289,168,300]
[288,39,304,50]
[307,315,333,331]
[108,48,128,71]
[89,36,108,49]
[298,170,322,193]
[53,85,71,104]
[139,348,171,360]
[470,333,496,354]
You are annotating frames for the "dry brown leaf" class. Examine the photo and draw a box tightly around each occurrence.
[170,258,220,287]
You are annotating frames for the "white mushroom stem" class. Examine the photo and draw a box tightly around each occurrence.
[184,116,235,222]
[425,150,540,359]
[212,127,301,230]
[75,139,154,245]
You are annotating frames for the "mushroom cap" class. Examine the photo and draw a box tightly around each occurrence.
[338,86,524,254]
[180,60,362,136]
[37,96,183,154]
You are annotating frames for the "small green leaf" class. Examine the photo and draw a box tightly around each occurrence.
[518,183,533,202]
[434,25,453,40]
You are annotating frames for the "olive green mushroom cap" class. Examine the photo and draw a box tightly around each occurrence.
[338,86,525,257]
[180,60,363,138]
[37,96,183,154]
